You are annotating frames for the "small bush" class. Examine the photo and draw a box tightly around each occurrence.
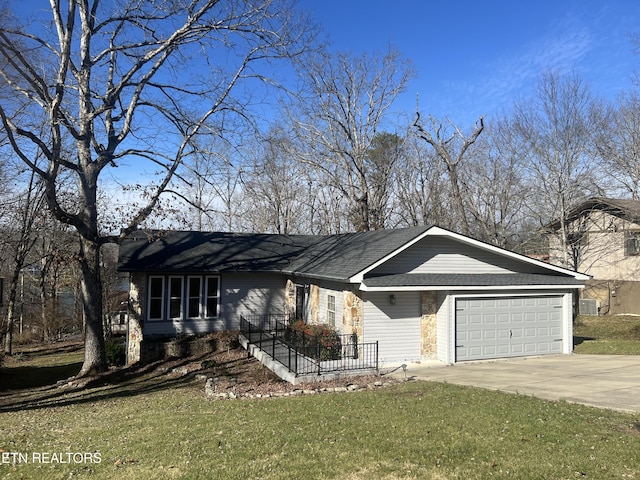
[105,337,126,366]
[285,320,342,361]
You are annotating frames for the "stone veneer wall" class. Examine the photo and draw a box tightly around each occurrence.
[342,290,363,338]
[309,284,320,324]
[126,272,145,365]
[284,279,296,319]
[421,291,437,358]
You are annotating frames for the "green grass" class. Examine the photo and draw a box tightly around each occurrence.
[574,315,640,354]
[1,346,640,479]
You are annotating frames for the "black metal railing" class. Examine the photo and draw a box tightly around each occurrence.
[239,314,378,376]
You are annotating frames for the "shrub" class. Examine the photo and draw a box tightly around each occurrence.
[285,320,342,361]
[105,337,126,366]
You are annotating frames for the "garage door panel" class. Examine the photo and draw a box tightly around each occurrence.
[496,344,510,355]
[497,329,510,339]
[456,296,564,361]
[484,330,496,340]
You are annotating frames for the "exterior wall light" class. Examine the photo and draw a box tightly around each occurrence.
[389,294,396,305]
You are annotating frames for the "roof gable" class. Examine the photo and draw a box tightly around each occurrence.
[353,226,588,282]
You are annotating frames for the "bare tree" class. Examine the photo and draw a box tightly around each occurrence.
[594,91,640,198]
[413,113,485,236]
[176,135,245,232]
[240,127,309,234]
[465,118,530,249]
[2,170,45,354]
[512,71,600,270]
[290,47,414,231]
[0,0,313,376]
[395,130,452,228]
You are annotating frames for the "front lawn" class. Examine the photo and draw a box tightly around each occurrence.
[574,315,640,354]
[1,345,640,479]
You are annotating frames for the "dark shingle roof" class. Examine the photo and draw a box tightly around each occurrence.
[286,226,430,279]
[117,226,431,280]
[362,273,584,288]
[117,230,319,273]
[546,197,640,230]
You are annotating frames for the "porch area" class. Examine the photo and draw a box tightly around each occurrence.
[239,314,379,385]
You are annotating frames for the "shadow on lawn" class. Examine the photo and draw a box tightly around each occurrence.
[0,362,84,390]
[0,351,226,413]
[574,336,595,347]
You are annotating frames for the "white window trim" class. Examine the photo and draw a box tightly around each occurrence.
[148,275,165,321]
[205,276,220,319]
[147,275,221,321]
[187,276,203,319]
[168,276,184,320]
[327,294,336,326]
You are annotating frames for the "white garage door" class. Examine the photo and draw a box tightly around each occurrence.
[456,296,563,361]
[363,291,422,363]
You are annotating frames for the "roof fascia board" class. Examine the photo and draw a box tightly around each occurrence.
[359,283,585,292]
[282,271,348,283]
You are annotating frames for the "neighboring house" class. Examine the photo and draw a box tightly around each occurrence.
[546,197,640,315]
[117,225,587,366]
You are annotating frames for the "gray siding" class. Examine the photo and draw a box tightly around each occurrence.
[221,272,287,325]
[370,237,550,276]
[362,291,422,363]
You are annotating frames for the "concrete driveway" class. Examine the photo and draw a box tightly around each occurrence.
[389,355,640,413]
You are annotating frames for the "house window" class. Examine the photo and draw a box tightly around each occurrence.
[327,294,336,327]
[625,231,640,256]
[168,277,184,319]
[205,276,219,318]
[187,277,202,318]
[148,276,165,320]
[147,275,219,321]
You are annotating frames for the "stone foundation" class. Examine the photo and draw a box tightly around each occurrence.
[421,291,437,358]
[138,334,223,363]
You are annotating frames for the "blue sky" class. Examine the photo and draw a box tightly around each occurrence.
[301,0,640,126]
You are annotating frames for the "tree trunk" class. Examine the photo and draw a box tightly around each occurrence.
[39,257,50,342]
[77,236,107,376]
[446,164,471,236]
[4,256,24,355]
[3,291,17,355]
